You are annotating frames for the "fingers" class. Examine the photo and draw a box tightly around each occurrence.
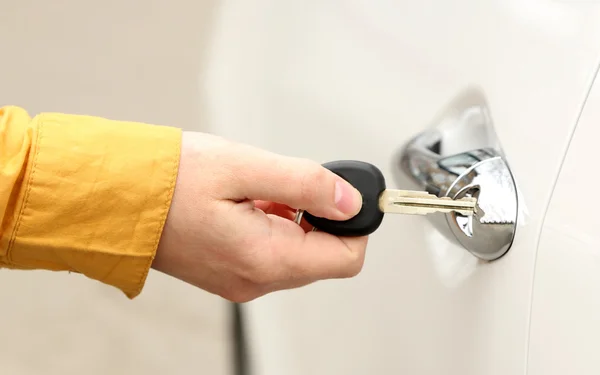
[196,211,368,303]
[267,215,368,282]
[225,147,362,221]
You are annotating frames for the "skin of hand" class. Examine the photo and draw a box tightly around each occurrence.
[152,131,368,303]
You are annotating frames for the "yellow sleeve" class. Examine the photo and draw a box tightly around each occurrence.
[0,106,181,298]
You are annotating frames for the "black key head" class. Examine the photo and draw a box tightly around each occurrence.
[302,160,386,237]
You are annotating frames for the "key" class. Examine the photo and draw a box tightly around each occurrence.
[299,160,478,237]
[378,189,477,216]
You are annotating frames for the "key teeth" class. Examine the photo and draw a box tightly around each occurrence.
[479,219,515,224]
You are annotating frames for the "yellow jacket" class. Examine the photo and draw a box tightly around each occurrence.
[0,106,181,298]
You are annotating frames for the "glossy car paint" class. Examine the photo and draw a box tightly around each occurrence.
[201,1,600,374]
[529,68,600,375]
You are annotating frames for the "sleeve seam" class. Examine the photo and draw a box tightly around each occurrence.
[6,117,45,264]
[130,130,182,298]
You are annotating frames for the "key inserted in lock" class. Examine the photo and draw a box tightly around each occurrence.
[298,160,479,237]
[395,89,519,261]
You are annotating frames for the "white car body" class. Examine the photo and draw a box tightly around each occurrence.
[202,1,600,374]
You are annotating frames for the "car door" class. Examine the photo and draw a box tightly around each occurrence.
[200,1,600,374]
[527,67,600,375]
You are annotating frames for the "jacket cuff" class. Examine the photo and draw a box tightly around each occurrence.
[6,112,181,298]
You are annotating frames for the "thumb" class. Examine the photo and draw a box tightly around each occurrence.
[225,147,363,220]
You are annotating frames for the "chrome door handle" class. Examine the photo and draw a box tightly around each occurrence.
[393,89,518,261]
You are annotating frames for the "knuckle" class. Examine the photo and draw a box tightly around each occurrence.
[341,252,366,278]
[224,284,262,303]
[229,234,285,289]
[237,247,277,286]
[247,269,276,285]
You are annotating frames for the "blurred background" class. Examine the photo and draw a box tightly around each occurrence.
[0,1,235,374]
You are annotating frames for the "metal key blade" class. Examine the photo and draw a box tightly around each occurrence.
[378,189,477,216]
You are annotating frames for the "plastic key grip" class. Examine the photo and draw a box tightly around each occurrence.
[303,160,386,237]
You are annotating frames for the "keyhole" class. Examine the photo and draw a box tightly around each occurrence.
[452,185,481,238]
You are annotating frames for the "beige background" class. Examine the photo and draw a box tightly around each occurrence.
[0,1,233,374]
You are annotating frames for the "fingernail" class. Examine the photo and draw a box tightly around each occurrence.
[334,180,363,216]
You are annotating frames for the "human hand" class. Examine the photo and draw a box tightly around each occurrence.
[152,131,368,302]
